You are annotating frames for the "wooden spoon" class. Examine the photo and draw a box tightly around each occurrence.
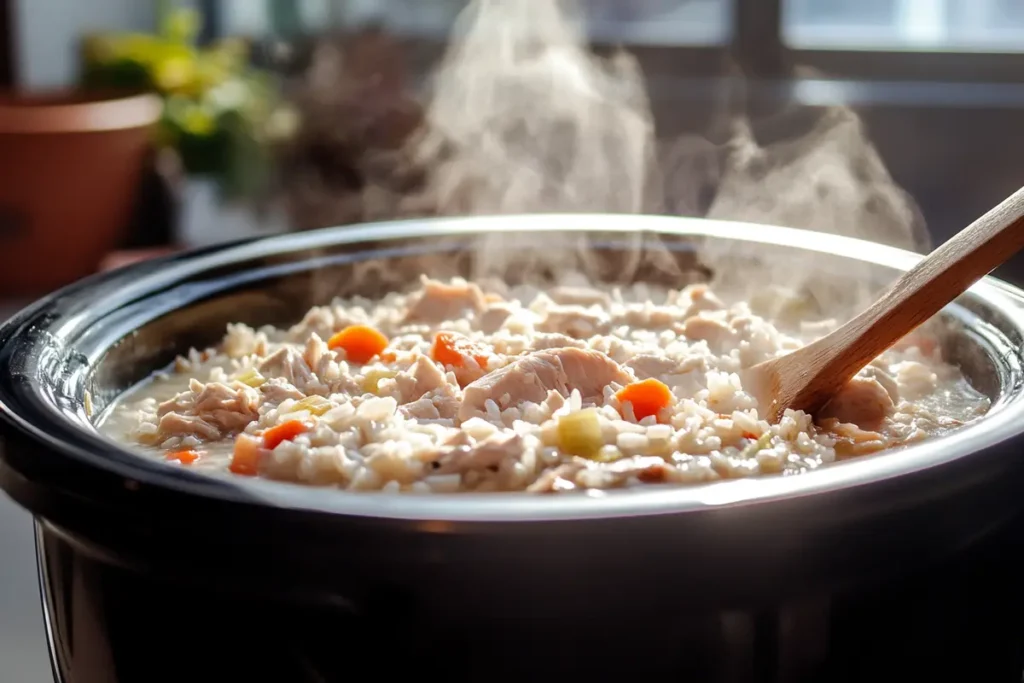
[746,185,1024,424]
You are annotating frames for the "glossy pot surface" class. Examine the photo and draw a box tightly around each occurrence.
[2,215,1024,682]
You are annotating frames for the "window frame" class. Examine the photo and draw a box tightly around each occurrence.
[0,0,12,87]
[780,48,1024,83]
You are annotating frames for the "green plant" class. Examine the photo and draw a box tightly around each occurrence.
[80,4,292,200]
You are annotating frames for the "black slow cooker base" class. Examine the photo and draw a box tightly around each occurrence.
[37,522,1024,683]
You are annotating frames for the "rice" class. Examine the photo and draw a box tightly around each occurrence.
[99,276,991,493]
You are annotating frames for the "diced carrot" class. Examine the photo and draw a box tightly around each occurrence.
[262,419,307,450]
[895,332,938,357]
[379,350,398,363]
[636,462,668,483]
[431,331,490,369]
[616,378,673,422]
[911,335,938,357]
[327,325,389,364]
[167,449,201,465]
[230,435,263,476]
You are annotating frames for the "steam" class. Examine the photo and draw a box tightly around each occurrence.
[293,0,930,322]
[706,107,927,251]
[682,84,929,320]
[398,0,663,283]
[407,0,654,214]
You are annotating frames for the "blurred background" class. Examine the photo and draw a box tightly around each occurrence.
[2,1,1024,680]
[0,0,1022,300]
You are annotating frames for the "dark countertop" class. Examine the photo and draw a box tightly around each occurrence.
[0,495,49,682]
[0,299,51,682]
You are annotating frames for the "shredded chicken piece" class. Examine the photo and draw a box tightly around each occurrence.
[893,361,938,400]
[399,398,441,420]
[289,305,361,343]
[191,382,260,431]
[821,418,891,458]
[859,366,900,405]
[626,354,681,380]
[548,286,611,307]
[544,389,567,413]
[429,388,462,420]
[155,380,260,441]
[527,461,587,493]
[819,376,895,430]
[404,277,487,323]
[156,412,221,441]
[432,432,523,475]
[459,347,633,421]
[303,333,328,371]
[620,306,681,329]
[576,456,678,489]
[395,356,450,403]
[681,315,733,346]
[537,306,611,338]
[260,379,305,405]
[223,323,268,359]
[529,333,587,351]
[258,347,316,389]
[478,304,513,334]
[683,284,725,314]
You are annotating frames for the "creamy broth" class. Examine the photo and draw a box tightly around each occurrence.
[99,277,990,493]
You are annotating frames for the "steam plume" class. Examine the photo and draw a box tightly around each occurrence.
[299,0,930,320]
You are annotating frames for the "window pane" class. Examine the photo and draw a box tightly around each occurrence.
[584,0,732,45]
[222,0,270,36]
[223,0,732,46]
[783,0,1024,51]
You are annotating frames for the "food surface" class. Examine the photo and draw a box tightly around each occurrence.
[100,276,990,493]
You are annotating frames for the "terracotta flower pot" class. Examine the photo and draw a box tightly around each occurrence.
[0,91,163,296]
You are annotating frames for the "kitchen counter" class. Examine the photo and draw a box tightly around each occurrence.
[0,494,49,682]
[0,300,51,681]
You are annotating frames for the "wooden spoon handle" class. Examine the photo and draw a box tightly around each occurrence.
[821,185,1024,380]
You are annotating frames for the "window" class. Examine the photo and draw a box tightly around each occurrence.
[580,0,732,46]
[212,0,1024,83]
[221,0,733,47]
[783,0,1024,52]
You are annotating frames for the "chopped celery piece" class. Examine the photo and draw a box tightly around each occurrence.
[593,445,624,463]
[740,431,773,459]
[286,395,332,416]
[235,368,266,388]
[362,369,397,394]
